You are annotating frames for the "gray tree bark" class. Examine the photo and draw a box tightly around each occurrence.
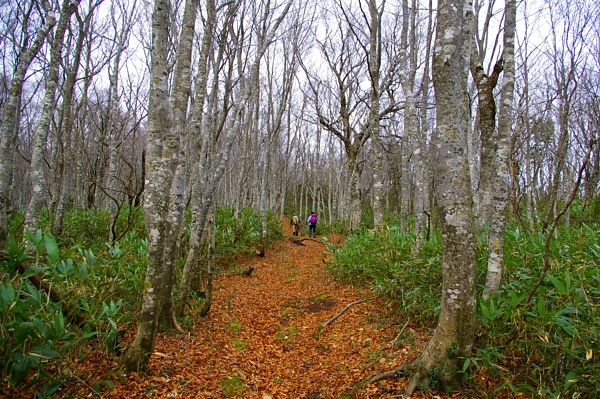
[0,0,56,240]
[24,0,80,233]
[367,0,385,231]
[120,0,187,370]
[399,0,425,247]
[482,0,516,300]
[405,0,477,394]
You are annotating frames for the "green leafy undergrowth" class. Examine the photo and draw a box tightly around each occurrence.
[470,224,600,398]
[0,229,147,396]
[328,221,600,397]
[326,225,443,324]
[214,207,282,261]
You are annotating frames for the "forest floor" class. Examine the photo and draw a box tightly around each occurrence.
[4,221,507,399]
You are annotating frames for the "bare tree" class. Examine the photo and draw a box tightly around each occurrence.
[120,0,192,370]
[305,0,399,231]
[24,0,80,233]
[0,0,56,240]
[398,0,427,247]
[380,0,477,394]
[52,0,104,235]
[175,0,293,318]
[482,0,516,299]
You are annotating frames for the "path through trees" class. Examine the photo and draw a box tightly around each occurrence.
[3,224,502,398]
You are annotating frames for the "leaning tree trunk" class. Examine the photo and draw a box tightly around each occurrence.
[406,0,476,394]
[482,0,516,300]
[0,1,56,240]
[24,0,78,233]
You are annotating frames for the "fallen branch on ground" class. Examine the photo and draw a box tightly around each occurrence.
[323,296,378,326]
[369,320,412,385]
[288,237,326,246]
[368,368,403,384]
[388,318,411,348]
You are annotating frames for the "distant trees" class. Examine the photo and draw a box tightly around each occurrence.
[1,0,599,387]
[1,0,597,241]
[0,0,56,240]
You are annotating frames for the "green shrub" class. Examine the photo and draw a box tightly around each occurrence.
[473,224,600,397]
[0,228,147,395]
[327,224,443,323]
[214,207,282,260]
[329,219,600,397]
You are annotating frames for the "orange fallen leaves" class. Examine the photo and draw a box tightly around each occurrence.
[2,223,518,399]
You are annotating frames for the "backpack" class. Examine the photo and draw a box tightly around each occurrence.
[309,214,317,224]
[292,216,299,225]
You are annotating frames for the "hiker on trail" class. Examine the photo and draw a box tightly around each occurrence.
[307,211,317,238]
[290,215,301,236]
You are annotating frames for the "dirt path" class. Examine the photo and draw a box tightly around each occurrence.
[7,222,450,398]
[118,223,422,398]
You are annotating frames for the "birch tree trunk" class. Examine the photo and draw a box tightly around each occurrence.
[120,0,187,369]
[368,0,385,231]
[405,0,476,394]
[52,7,92,235]
[399,0,425,247]
[482,0,516,300]
[0,0,56,240]
[24,0,79,233]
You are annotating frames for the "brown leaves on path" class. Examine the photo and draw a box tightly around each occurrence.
[122,235,418,398]
[3,222,464,399]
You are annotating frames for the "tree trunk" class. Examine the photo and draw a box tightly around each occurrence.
[405,0,476,394]
[368,0,384,231]
[24,0,79,233]
[400,0,425,247]
[53,9,91,236]
[482,0,516,300]
[0,1,56,240]
[120,0,179,370]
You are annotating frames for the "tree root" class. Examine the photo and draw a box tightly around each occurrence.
[367,368,401,384]
[367,365,425,397]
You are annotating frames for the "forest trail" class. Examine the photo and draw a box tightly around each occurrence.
[8,220,459,399]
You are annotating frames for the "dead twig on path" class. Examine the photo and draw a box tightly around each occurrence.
[288,237,327,246]
[388,318,411,348]
[323,296,378,326]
